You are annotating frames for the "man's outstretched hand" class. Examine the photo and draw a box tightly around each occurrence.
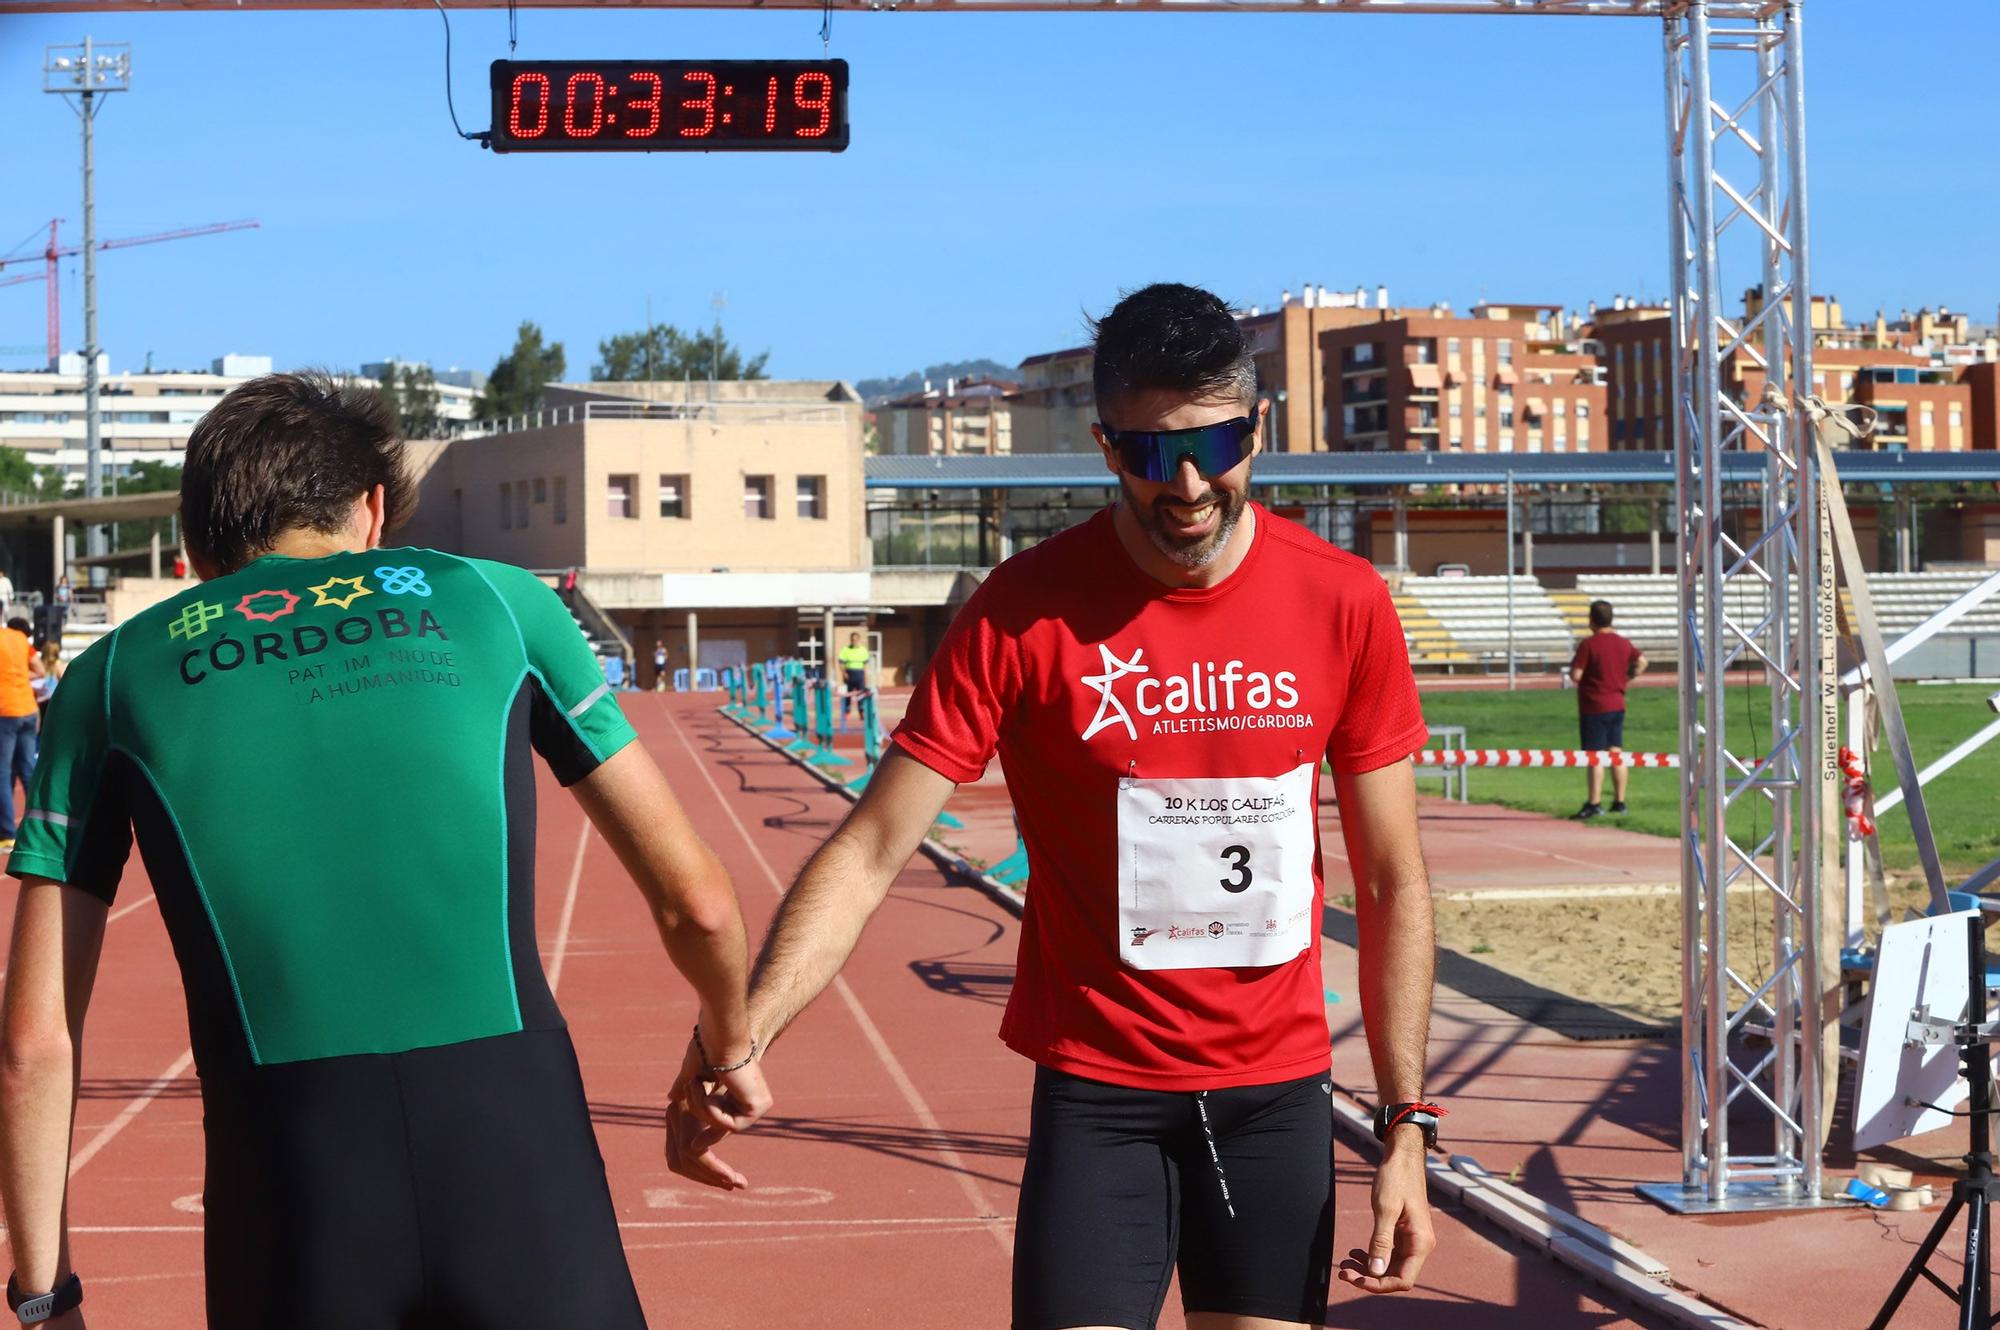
[1335,1141,1436,1295]
[664,1035,772,1191]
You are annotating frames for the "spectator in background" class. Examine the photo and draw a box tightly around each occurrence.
[1570,599,1647,821]
[32,640,63,721]
[173,551,189,578]
[603,652,627,693]
[838,631,871,728]
[0,616,42,850]
[0,567,13,623]
[654,639,670,692]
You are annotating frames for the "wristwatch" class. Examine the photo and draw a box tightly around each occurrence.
[1372,1101,1445,1149]
[6,1274,82,1325]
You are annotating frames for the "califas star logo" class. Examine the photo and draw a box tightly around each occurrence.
[235,589,300,623]
[1079,643,1149,743]
[308,575,373,610]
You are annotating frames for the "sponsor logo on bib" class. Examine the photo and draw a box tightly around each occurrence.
[1078,642,1311,741]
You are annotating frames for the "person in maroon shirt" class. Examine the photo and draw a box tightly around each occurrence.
[1570,599,1648,819]
[667,284,1443,1329]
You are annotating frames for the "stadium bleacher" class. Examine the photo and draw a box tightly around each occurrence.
[1396,569,1998,672]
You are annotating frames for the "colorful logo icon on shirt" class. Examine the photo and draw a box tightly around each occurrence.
[308,575,374,610]
[235,589,300,623]
[167,600,226,641]
[373,566,433,597]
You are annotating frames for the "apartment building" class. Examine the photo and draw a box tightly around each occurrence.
[1008,345,1096,453]
[876,376,1017,456]
[0,355,481,485]
[397,378,870,677]
[1239,287,1387,453]
[1319,304,1606,454]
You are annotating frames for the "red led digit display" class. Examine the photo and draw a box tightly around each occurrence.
[488,60,849,154]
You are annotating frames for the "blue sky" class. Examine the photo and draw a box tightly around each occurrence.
[0,1,1993,384]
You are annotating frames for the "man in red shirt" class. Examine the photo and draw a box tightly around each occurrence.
[1569,599,1647,819]
[672,284,1441,1328]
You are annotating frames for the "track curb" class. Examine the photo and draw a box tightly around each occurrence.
[710,705,1755,1330]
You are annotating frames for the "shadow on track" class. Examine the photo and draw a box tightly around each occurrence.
[587,1103,1027,1192]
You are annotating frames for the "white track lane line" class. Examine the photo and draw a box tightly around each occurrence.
[544,821,591,996]
[0,891,157,988]
[68,1047,195,1178]
[662,702,1015,1257]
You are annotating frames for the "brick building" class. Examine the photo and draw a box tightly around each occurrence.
[1318,304,1605,454]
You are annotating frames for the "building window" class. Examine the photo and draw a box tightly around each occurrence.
[1576,401,1591,418]
[744,475,774,520]
[499,482,512,530]
[533,477,548,504]
[515,482,530,529]
[796,474,827,520]
[554,476,567,524]
[1413,340,1437,365]
[1446,337,1461,360]
[1500,410,1515,429]
[1448,402,1462,419]
[659,474,690,519]
[1497,340,1514,366]
[608,474,636,519]
[1553,400,1567,418]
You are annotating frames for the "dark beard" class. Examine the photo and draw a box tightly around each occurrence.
[1118,471,1249,570]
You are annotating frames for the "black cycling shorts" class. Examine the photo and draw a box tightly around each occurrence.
[1013,1065,1336,1330]
[1580,709,1626,752]
[199,1027,647,1330]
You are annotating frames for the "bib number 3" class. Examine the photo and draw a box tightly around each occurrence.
[1118,762,1319,972]
[1219,845,1253,893]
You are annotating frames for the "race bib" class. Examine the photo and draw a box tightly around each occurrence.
[1117,761,1319,971]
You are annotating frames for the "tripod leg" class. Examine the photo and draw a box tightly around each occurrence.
[1965,1189,1989,1330]
[1872,1191,1968,1330]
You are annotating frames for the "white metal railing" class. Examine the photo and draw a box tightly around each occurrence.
[459,398,850,440]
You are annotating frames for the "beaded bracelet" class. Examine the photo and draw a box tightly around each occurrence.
[692,1023,759,1075]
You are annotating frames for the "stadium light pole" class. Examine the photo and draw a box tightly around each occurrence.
[44,37,131,579]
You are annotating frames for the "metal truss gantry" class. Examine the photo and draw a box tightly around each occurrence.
[13,0,1825,1214]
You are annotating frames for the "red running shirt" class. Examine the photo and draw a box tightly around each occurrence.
[1570,632,1640,716]
[892,506,1428,1091]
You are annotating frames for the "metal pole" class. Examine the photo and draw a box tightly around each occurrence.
[81,36,105,573]
[1506,470,1516,692]
[1784,0,1828,1199]
[1686,0,1732,1209]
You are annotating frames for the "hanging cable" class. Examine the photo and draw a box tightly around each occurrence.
[820,0,834,53]
[433,0,486,143]
[507,0,519,54]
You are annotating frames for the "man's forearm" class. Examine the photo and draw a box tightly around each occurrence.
[748,830,894,1049]
[0,1030,77,1290]
[655,892,753,1059]
[1355,872,1435,1105]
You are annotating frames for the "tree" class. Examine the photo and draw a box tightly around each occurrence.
[0,446,39,500]
[476,321,566,420]
[379,363,443,439]
[591,322,769,382]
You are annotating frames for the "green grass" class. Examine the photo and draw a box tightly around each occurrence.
[1415,682,2000,877]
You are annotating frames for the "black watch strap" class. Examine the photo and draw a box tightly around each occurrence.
[1372,1100,1446,1148]
[6,1274,83,1324]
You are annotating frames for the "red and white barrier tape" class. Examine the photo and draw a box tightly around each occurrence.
[1838,745,1876,837]
[1415,749,1680,769]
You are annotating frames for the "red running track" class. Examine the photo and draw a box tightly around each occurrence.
[0,694,1663,1328]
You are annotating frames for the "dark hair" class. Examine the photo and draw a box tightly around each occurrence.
[6,618,27,634]
[1090,283,1257,419]
[181,371,417,575]
[1589,599,1615,629]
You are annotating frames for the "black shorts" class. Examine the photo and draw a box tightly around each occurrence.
[843,668,867,691]
[1580,709,1626,751]
[199,1027,646,1330]
[1013,1065,1335,1330]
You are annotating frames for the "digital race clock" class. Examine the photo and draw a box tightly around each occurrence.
[488,60,849,153]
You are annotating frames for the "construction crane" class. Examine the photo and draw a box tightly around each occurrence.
[0,217,259,366]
